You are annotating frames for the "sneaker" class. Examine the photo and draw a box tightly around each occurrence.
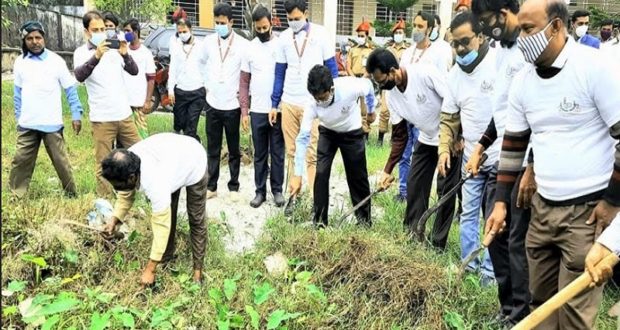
[250,194,266,208]
[284,197,296,216]
[480,274,497,288]
[393,193,406,202]
[273,192,286,207]
[228,191,242,203]
[207,190,217,199]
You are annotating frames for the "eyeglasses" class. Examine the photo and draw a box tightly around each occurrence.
[450,35,477,48]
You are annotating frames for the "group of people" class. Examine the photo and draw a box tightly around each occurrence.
[9,0,620,328]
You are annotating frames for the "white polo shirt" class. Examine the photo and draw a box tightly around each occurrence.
[129,133,207,212]
[442,47,500,165]
[125,44,156,107]
[73,44,132,122]
[240,37,278,114]
[168,37,207,93]
[387,63,447,147]
[14,50,77,128]
[400,39,454,75]
[506,39,620,201]
[277,23,334,107]
[203,31,249,110]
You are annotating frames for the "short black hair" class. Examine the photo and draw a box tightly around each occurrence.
[548,1,570,26]
[101,149,141,183]
[284,0,306,14]
[366,48,399,75]
[102,11,119,27]
[450,10,482,34]
[82,10,103,29]
[176,17,193,29]
[571,9,589,23]
[415,11,435,30]
[123,18,140,37]
[434,14,442,26]
[471,0,519,16]
[252,5,271,22]
[214,2,233,20]
[600,19,613,27]
[307,65,333,96]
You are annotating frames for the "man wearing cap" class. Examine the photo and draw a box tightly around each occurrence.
[10,21,83,198]
[347,18,376,141]
[74,10,141,197]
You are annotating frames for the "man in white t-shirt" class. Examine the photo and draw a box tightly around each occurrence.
[74,10,142,197]
[239,6,286,208]
[289,65,375,227]
[485,0,620,327]
[122,18,156,139]
[438,11,499,285]
[10,21,83,198]
[201,3,249,199]
[102,133,208,286]
[269,0,340,215]
[401,11,454,75]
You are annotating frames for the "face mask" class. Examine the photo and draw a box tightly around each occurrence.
[256,30,271,42]
[379,77,397,90]
[215,24,229,38]
[517,20,555,64]
[412,30,426,43]
[357,36,366,45]
[316,91,334,108]
[601,30,612,41]
[429,28,439,41]
[575,25,588,38]
[394,34,404,44]
[288,20,306,33]
[455,49,479,66]
[106,29,117,39]
[179,31,191,42]
[90,32,106,46]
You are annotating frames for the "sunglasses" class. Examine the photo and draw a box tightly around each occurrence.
[450,34,478,48]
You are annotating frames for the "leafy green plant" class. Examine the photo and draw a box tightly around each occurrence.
[19,291,80,327]
[253,282,275,305]
[444,310,466,330]
[21,254,47,284]
[266,309,302,330]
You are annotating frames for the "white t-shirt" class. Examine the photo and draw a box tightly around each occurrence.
[400,39,453,75]
[492,45,526,143]
[14,50,76,127]
[125,44,156,107]
[241,37,278,114]
[129,133,207,212]
[203,31,249,110]
[600,39,619,60]
[506,39,620,201]
[276,23,335,107]
[168,37,207,93]
[387,63,447,146]
[73,44,132,122]
[442,47,500,165]
[598,213,620,255]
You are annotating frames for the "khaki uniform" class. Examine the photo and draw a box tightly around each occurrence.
[379,42,411,134]
[349,43,375,134]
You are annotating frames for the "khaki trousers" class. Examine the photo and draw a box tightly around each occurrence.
[526,193,604,330]
[92,116,142,196]
[378,91,390,134]
[9,129,76,197]
[360,97,369,134]
[280,102,318,190]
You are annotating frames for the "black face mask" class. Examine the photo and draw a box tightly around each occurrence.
[380,79,397,90]
[256,30,271,42]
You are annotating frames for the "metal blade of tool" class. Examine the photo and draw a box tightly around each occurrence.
[458,231,496,276]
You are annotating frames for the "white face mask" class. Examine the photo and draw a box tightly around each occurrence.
[179,31,191,42]
[316,91,334,108]
[429,27,439,41]
[575,25,588,38]
[90,32,106,46]
[357,36,366,45]
[288,20,305,33]
[412,30,426,43]
[393,34,404,44]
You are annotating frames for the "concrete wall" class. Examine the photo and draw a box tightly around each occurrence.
[1,47,74,73]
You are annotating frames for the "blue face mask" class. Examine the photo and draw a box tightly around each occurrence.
[90,32,106,47]
[456,49,479,66]
[215,24,229,38]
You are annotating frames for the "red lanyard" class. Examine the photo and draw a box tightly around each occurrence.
[293,25,310,60]
[217,32,235,63]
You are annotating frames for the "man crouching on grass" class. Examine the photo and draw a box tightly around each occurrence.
[101,133,208,286]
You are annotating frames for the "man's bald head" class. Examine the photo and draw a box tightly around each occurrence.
[517,0,568,66]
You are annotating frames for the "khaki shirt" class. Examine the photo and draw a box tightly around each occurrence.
[349,43,375,76]
[388,42,411,62]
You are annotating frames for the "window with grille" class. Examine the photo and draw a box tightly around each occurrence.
[376,3,409,22]
[169,0,199,25]
[421,3,437,16]
[337,0,354,35]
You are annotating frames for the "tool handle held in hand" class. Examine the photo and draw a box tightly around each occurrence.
[482,231,495,247]
[511,253,620,330]
[466,153,489,179]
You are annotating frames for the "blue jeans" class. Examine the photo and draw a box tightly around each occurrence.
[460,155,496,278]
[398,124,419,197]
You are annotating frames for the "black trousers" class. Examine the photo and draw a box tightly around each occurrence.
[404,142,461,248]
[250,112,285,196]
[206,104,241,192]
[173,87,206,142]
[314,126,371,226]
[484,168,532,322]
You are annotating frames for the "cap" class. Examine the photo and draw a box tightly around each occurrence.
[391,19,406,33]
[455,0,471,11]
[356,18,372,33]
[20,21,45,39]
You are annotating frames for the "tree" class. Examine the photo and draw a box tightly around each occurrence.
[94,0,172,23]
[588,5,620,28]
[1,0,29,27]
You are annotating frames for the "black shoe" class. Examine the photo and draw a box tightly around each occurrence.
[393,193,406,202]
[250,194,266,208]
[284,196,296,216]
[378,133,384,146]
[273,192,286,207]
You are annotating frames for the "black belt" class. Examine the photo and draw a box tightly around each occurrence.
[354,74,364,78]
[538,189,604,206]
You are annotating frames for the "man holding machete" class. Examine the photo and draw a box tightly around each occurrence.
[368,49,461,248]
[484,0,620,327]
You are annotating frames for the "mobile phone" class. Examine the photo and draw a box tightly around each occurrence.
[106,38,121,49]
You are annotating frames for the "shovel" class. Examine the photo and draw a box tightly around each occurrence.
[458,230,496,276]
[511,253,620,330]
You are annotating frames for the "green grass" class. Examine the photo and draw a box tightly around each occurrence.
[1,80,618,329]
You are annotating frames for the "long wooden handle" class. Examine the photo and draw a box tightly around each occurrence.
[512,253,620,330]
[482,231,495,247]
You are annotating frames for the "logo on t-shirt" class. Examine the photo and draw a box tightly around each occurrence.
[341,105,351,113]
[506,66,520,77]
[480,80,494,93]
[559,97,580,113]
[416,94,427,104]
